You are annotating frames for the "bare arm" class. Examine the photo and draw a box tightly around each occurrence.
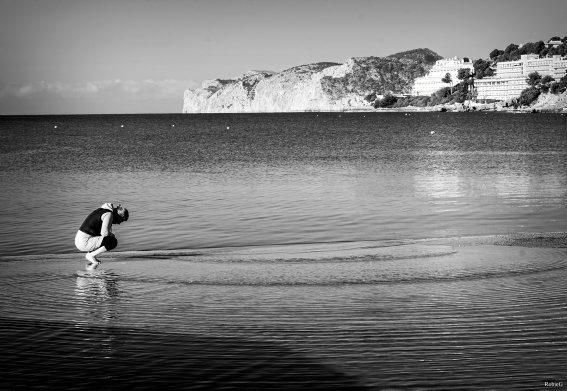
[100,212,113,236]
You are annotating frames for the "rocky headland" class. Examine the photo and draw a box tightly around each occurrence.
[183,49,442,113]
[183,44,567,113]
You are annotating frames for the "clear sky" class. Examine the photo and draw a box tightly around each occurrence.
[1,0,565,114]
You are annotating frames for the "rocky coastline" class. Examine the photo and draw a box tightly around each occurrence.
[372,94,567,113]
[395,91,567,113]
[183,47,567,114]
[183,49,442,113]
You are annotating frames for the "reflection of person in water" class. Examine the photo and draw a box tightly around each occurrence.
[75,272,120,332]
[75,203,129,270]
[76,272,120,301]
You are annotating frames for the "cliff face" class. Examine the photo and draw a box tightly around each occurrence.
[183,49,442,113]
[531,91,567,111]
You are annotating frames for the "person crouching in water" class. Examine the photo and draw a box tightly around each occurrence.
[75,203,129,270]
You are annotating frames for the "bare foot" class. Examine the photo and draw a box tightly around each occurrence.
[85,253,100,270]
[86,261,100,271]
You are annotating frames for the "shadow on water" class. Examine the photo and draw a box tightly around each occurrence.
[0,317,368,390]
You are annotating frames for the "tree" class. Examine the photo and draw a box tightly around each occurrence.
[540,84,550,93]
[556,74,567,93]
[534,41,545,54]
[473,59,491,79]
[441,73,453,94]
[519,41,545,56]
[498,43,520,61]
[550,82,561,94]
[540,75,555,85]
[504,43,519,54]
[508,48,521,61]
[541,48,549,57]
[364,92,377,102]
[433,87,452,99]
[518,87,541,106]
[452,90,467,103]
[376,94,398,108]
[457,68,471,80]
[489,49,504,59]
[526,72,542,87]
[455,68,473,101]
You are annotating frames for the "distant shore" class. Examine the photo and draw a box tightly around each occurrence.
[372,91,567,113]
[372,104,567,113]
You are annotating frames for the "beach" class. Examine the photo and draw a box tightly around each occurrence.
[1,234,566,389]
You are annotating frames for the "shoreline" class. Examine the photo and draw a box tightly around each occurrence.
[182,92,567,114]
[1,231,565,261]
[2,105,567,116]
[371,106,567,114]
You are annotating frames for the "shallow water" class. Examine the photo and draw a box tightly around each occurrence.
[1,236,566,389]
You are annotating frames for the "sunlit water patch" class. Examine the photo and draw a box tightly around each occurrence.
[1,113,566,256]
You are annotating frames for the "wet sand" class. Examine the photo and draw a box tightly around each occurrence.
[1,234,566,389]
[1,317,366,390]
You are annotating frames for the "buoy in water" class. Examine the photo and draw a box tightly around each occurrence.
[54,125,58,129]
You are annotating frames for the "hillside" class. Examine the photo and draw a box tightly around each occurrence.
[182,49,442,113]
[489,36,567,63]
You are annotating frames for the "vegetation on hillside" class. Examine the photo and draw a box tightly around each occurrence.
[517,87,541,107]
[516,71,567,106]
[387,48,442,65]
[282,62,341,74]
[489,36,567,63]
[375,65,476,109]
[241,71,275,99]
[321,49,443,100]
[375,85,465,109]
[471,58,493,79]
[379,36,567,109]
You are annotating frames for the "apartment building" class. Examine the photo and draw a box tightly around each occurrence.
[476,54,567,101]
[412,57,474,96]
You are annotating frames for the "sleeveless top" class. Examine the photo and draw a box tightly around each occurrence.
[79,208,112,236]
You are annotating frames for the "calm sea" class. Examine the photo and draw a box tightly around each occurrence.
[1,112,566,255]
[1,112,566,389]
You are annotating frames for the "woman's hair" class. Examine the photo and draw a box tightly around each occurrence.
[115,204,129,222]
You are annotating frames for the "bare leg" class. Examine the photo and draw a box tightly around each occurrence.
[86,246,107,270]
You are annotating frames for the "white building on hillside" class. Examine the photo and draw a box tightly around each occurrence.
[412,57,474,96]
[476,54,567,101]
[545,38,563,49]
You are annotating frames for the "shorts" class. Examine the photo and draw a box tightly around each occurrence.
[75,230,104,252]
